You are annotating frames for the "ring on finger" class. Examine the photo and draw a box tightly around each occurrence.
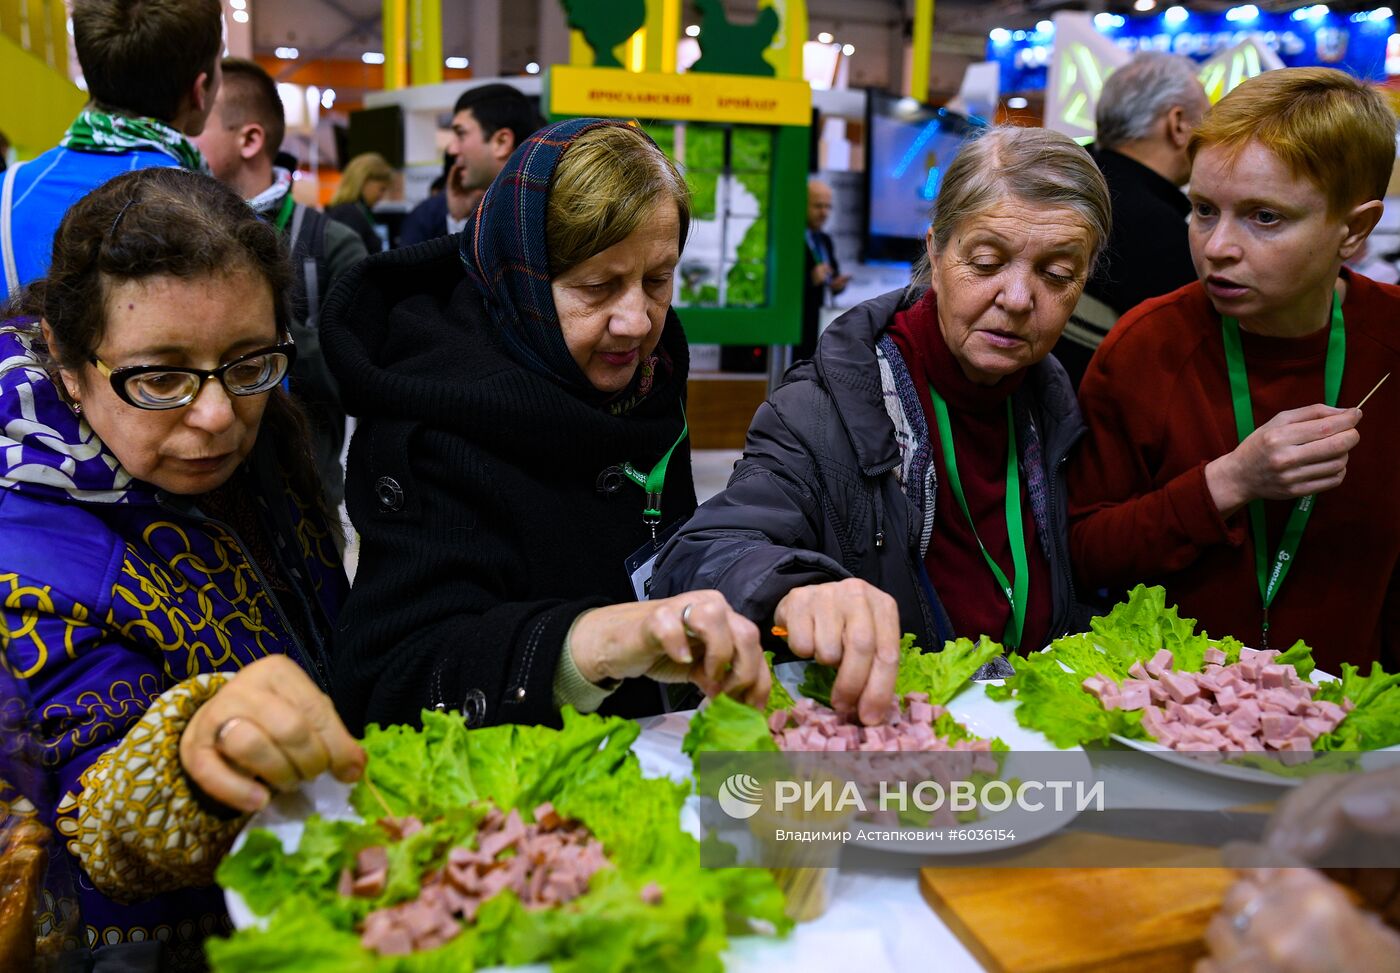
[1232,894,1263,934]
[214,716,243,748]
[680,603,699,640]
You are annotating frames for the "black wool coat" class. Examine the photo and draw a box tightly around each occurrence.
[320,234,696,733]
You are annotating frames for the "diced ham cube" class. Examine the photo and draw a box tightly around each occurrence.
[1260,665,1291,689]
[1261,713,1302,739]
[1179,701,1216,727]
[1229,699,1261,731]
[907,700,935,725]
[1159,670,1201,704]
[1081,674,1117,700]
[1117,682,1151,711]
[1301,717,1335,738]
[1203,647,1227,666]
[352,868,387,898]
[1098,692,1122,711]
[640,882,664,905]
[767,710,789,734]
[357,846,389,875]
[1128,661,1151,681]
[1313,700,1346,723]
[366,923,414,956]
[1215,684,1238,710]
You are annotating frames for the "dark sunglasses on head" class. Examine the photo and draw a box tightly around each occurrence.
[89,342,297,411]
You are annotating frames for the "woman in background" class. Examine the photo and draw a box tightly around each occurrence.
[327,151,393,254]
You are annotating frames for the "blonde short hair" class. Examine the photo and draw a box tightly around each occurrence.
[330,152,394,207]
[1188,67,1397,216]
[546,124,690,277]
[913,125,1111,286]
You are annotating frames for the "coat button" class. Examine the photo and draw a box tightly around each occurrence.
[375,476,404,511]
[462,689,487,727]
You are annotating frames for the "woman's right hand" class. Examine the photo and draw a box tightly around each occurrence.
[180,656,365,814]
[773,578,900,726]
[1205,404,1361,518]
[568,591,769,708]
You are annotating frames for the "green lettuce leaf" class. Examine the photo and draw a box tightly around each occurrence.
[797,633,1001,709]
[895,635,1002,705]
[984,648,1146,748]
[214,709,790,972]
[763,651,795,716]
[1314,662,1400,750]
[681,694,779,757]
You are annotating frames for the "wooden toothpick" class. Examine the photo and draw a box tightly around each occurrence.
[361,770,396,819]
[1355,372,1390,411]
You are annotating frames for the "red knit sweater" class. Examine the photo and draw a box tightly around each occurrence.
[1069,271,1400,673]
[889,294,1054,652]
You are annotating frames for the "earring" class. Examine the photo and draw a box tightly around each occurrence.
[71,401,83,416]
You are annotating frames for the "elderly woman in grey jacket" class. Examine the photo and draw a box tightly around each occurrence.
[652,126,1109,725]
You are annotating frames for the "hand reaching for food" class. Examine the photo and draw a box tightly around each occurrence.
[180,655,366,814]
[568,591,770,708]
[773,578,901,725]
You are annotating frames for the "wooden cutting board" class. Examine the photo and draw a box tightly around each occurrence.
[921,844,1236,973]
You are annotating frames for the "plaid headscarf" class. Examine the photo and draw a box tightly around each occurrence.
[461,117,669,410]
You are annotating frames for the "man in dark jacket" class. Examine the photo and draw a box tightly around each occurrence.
[1054,52,1209,388]
[196,58,368,517]
[398,84,541,246]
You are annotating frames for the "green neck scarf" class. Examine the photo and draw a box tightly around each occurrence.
[60,107,207,172]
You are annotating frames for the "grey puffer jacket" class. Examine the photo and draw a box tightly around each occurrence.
[651,289,1089,667]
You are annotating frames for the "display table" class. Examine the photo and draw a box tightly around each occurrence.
[631,706,1285,973]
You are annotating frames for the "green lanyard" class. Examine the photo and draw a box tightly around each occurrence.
[272,192,295,232]
[1220,292,1345,647]
[929,386,1028,649]
[619,405,689,541]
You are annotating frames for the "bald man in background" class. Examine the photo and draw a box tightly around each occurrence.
[797,178,850,360]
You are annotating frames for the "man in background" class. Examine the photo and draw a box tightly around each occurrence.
[1,0,222,298]
[195,58,368,520]
[398,83,542,246]
[798,178,850,360]
[1054,52,1209,387]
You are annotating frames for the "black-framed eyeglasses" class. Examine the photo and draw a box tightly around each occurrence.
[89,342,297,411]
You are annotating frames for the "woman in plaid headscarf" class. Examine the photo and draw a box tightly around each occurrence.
[322,118,770,733]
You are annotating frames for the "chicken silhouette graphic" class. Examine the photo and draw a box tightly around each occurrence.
[560,0,646,68]
[691,0,779,77]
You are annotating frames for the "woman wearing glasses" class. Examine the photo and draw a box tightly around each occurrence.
[0,167,362,969]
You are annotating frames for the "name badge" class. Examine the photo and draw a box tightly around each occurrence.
[624,519,681,602]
